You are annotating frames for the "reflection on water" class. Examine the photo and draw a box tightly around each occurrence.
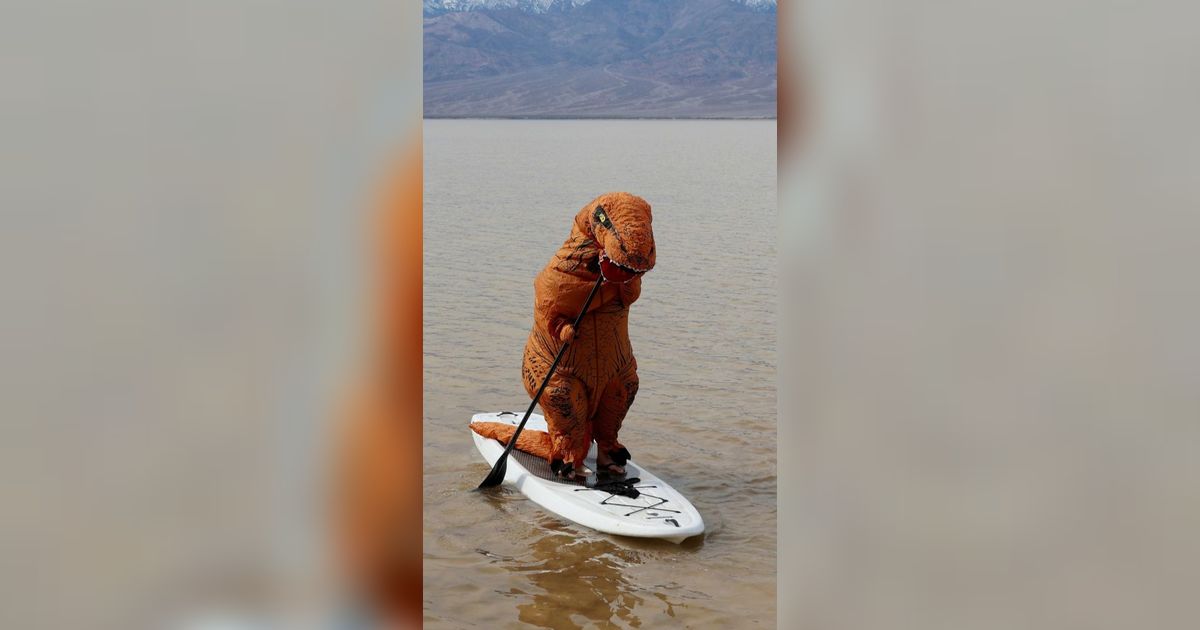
[510,532,655,629]
[472,491,707,629]
[424,120,776,628]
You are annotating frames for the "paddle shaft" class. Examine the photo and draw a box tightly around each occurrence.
[479,273,605,488]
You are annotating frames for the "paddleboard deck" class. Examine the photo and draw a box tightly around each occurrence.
[471,411,705,544]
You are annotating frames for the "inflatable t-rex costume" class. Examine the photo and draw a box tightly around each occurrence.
[471,192,655,479]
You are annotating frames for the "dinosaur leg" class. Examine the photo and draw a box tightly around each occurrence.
[524,355,593,479]
[541,374,594,480]
[593,360,638,475]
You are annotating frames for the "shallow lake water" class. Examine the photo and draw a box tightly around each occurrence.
[424,119,776,628]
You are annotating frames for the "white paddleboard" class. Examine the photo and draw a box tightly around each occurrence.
[471,411,705,544]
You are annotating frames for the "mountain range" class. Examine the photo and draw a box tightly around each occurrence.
[423,0,775,14]
[423,0,777,118]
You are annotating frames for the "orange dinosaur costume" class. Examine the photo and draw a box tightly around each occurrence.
[472,192,656,479]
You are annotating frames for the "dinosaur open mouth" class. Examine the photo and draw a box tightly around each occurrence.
[599,252,646,283]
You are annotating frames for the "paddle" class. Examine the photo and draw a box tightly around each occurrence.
[478,272,605,488]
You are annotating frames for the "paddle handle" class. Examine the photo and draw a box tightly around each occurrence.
[480,273,604,487]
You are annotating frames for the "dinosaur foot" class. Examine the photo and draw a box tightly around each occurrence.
[596,450,628,477]
[550,459,591,481]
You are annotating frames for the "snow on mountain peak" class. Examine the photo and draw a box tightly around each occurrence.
[424,0,588,14]
[424,0,775,14]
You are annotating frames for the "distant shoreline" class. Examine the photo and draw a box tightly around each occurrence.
[423,115,778,121]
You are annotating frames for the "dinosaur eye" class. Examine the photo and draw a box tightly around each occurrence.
[593,206,613,229]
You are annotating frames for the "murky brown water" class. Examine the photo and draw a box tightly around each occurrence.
[423,119,777,628]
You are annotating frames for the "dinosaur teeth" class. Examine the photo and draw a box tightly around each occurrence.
[599,252,648,274]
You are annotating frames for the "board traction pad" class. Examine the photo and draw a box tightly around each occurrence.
[510,447,642,488]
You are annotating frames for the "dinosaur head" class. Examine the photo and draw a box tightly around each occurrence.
[583,192,655,283]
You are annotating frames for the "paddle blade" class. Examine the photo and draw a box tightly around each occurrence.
[478,456,508,488]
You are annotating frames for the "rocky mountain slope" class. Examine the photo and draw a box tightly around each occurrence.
[423,0,777,118]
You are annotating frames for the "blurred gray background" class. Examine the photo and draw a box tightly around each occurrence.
[0,2,419,627]
[781,1,1200,628]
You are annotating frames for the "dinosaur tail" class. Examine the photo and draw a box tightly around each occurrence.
[469,422,554,460]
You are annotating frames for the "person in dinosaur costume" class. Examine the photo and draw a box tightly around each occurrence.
[471,192,656,480]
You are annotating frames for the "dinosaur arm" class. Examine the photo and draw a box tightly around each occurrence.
[534,268,594,342]
[618,276,641,306]
[549,317,575,343]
